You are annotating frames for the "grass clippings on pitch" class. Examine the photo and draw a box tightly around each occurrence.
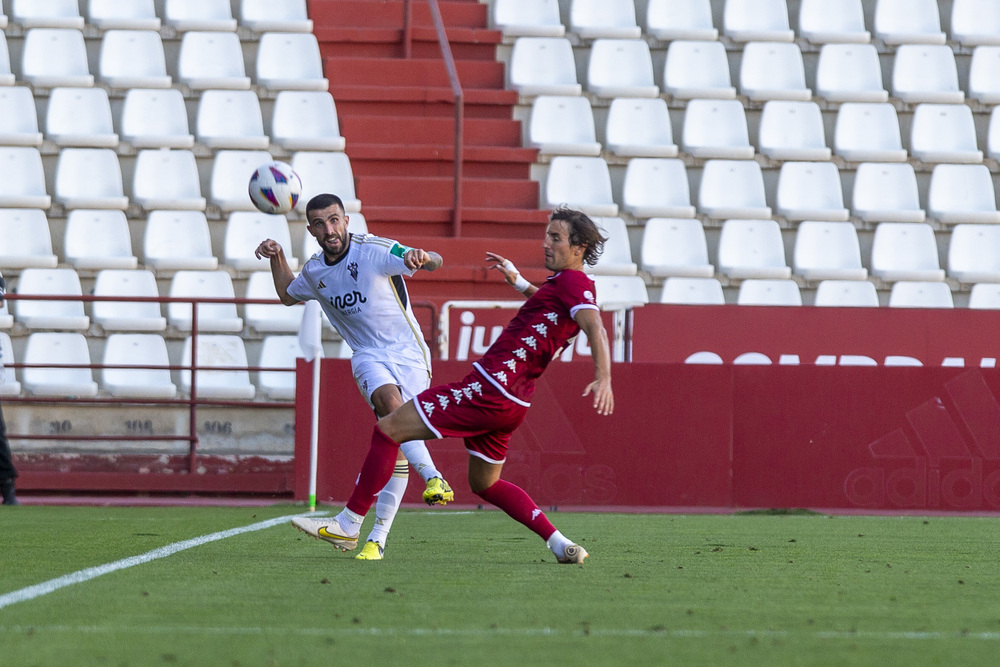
[2,505,1000,666]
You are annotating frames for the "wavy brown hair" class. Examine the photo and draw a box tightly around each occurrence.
[550,206,607,266]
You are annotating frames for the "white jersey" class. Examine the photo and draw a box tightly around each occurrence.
[286,234,432,374]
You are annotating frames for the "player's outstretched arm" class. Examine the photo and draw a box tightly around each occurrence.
[485,252,537,297]
[575,308,614,416]
[404,249,443,272]
[254,238,299,305]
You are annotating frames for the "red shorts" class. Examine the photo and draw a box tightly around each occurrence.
[413,369,528,464]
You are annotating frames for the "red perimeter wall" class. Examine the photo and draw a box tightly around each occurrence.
[295,306,1000,512]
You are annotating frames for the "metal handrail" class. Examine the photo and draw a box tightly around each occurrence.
[403,0,465,236]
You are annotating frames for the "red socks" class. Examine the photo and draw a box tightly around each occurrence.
[475,479,556,541]
[346,425,400,516]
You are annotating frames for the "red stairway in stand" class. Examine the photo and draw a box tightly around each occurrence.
[308,0,551,306]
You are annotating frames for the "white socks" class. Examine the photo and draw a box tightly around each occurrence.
[366,465,408,545]
[546,530,573,559]
[399,440,442,481]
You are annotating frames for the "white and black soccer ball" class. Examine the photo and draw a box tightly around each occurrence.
[248,161,302,214]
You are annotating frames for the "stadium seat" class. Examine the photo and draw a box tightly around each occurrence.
[969,47,1000,104]
[717,219,791,280]
[143,211,219,271]
[256,335,302,400]
[775,162,849,222]
[132,149,207,211]
[658,277,725,305]
[0,147,51,209]
[543,156,618,217]
[621,158,695,219]
[888,281,954,308]
[98,30,171,89]
[697,160,772,220]
[737,279,802,306]
[291,151,362,213]
[179,335,255,400]
[757,101,831,161]
[814,44,889,103]
[722,0,794,42]
[245,272,304,333]
[54,148,128,210]
[21,28,94,88]
[927,164,1000,224]
[91,269,166,332]
[681,99,754,159]
[798,0,869,44]
[870,223,946,282]
[852,163,925,223]
[590,275,649,310]
[528,96,601,156]
[892,45,964,104]
[491,0,564,38]
[120,89,195,149]
[570,0,641,39]
[813,280,880,307]
[101,333,176,399]
[14,268,90,330]
[587,39,658,99]
[0,87,43,146]
[0,333,20,396]
[948,224,1000,283]
[45,87,118,148]
[739,42,811,102]
[211,150,274,212]
[163,0,237,32]
[833,103,907,162]
[874,0,946,45]
[21,332,98,397]
[590,217,637,276]
[224,212,298,271]
[196,90,269,150]
[969,283,1000,309]
[240,0,313,33]
[177,31,251,90]
[989,107,1000,160]
[793,221,867,281]
[605,97,678,158]
[909,104,982,164]
[0,209,57,269]
[168,271,244,333]
[0,300,11,330]
[63,210,138,270]
[302,213,370,260]
[270,91,346,152]
[662,40,736,100]
[641,218,714,278]
[255,33,328,92]
[645,0,718,41]
[507,38,581,96]
[0,33,14,86]
[87,0,161,31]
[951,0,1000,46]
[10,0,84,29]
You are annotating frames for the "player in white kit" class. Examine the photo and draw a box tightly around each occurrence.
[255,193,453,560]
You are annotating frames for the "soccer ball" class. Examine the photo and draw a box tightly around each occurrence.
[248,161,302,214]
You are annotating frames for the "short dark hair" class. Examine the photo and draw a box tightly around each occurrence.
[550,206,606,266]
[305,193,346,218]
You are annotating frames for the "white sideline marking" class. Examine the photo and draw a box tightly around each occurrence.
[0,512,326,611]
[1,626,999,641]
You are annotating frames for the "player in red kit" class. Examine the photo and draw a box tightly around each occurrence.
[296,207,614,563]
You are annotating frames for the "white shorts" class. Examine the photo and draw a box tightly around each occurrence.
[351,357,431,410]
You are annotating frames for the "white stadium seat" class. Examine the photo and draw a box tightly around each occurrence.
[0,33,13,86]
[852,163,925,223]
[570,0,641,39]
[14,268,90,330]
[951,0,1000,47]
[245,272,305,334]
[179,335,255,400]
[948,224,1000,283]
[793,221,867,281]
[988,107,1000,160]
[587,39,658,99]
[101,333,176,399]
[211,150,274,212]
[11,0,83,30]
[969,47,1000,104]
[164,0,237,32]
[87,0,161,31]
[722,0,794,42]
[681,99,754,159]
[271,91,346,152]
[99,30,171,89]
[528,96,601,156]
[291,151,362,213]
[0,209,58,269]
[0,333,20,396]
[814,280,880,307]
[927,164,1000,224]
[63,210,138,270]
[591,275,649,310]
[870,223,946,282]
[508,37,581,96]
[645,0,718,41]
[874,0,946,45]
[622,158,695,219]
[888,282,954,309]
[21,28,94,88]
[45,87,118,148]
[815,44,889,103]
[590,217,637,276]
[168,271,244,333]
[178,31,251,90]
[798,0,869,44]
[775,162,849,222]
[969,283,1000,309]
[120,89,195,149]
[0,87,43,146]
[910,104,982,164]
[737,279,802,306]
[92,269,166,332]
[0,147,51,209]
[663,40,736,100]
[241,0,313,33]
[21,332,98,397]
[758,101,831,161]
[659,277,725,305]
[739,42,811,102]
[132,149,206,211]
[892,45,964,105]
[256,33,328,92]
[196,90,269,150]
[492,0,564,38]
[224,212,298,271]
[697,160,772,220]
[143,211,219,271]
[54,148,129,210]
[605,97,678,158]
[641,218,714,278]
[543,156,618,217]
[717,219,791,280]
[257,335,303,400]
[833,103,907,163]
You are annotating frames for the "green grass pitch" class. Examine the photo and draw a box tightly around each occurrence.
[2,504,999,665]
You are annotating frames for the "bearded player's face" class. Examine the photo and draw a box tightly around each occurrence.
[307,204,350,261]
